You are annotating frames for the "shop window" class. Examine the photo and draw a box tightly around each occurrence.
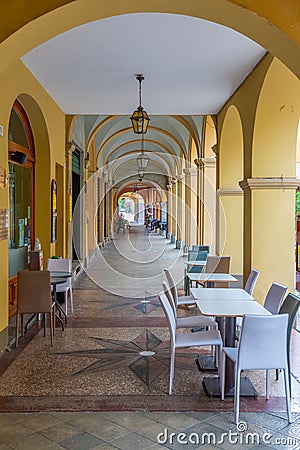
[8,162,32,277]
[8,100,35,320]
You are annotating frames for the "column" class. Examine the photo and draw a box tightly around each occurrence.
[166,184,172,240]
[176,175,185,249]
[196,157,216,253]
[240,178,299,303]
[184,167,198,248]
[171,178,177,243]
[217,187,243,274]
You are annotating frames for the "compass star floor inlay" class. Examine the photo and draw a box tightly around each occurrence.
[58,329,200,391]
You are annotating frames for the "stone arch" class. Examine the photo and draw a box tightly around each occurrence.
[17,93,52,258]
[253,59,300,178]
[2,1,300,80]
[218,105,243,273]
[248,58,300,299]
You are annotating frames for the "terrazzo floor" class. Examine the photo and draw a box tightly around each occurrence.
[1,224,300,449]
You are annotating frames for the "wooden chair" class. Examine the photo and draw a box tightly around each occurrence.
[16,270,55,347]
[201,255,231,288]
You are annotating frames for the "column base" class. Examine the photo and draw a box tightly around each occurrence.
[167,232,172,240]
[171,235,176,244]
[176,240,183,249]
[183,245,189,255]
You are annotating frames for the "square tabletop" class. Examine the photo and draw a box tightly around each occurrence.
[187,273,238,283]
[184,260,207,266]
[190,287,254,301]
[195,299,271,317]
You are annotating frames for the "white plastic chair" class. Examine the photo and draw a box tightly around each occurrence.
[159,292,223,395]
[221,314,292,424]
[264,282,287,314]
[164,268,195,307]
[236,269,260,334]
[47,258,73,315]
[244,269,260,295]
[162,281,217,330]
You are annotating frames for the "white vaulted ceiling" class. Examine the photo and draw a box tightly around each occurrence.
[21,13,266,115]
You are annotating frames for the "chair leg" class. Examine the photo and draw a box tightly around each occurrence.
[49,311,53,347]
[64,291,68,316]
[284,368,292,423]
[70,288,73,313]
[266,369,270,400]
[234,368,241,424]
[15,313,19,348]
[169,346,175,395]
[221,351,226,400]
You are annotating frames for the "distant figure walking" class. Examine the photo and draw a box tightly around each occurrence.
[116,213,126,233]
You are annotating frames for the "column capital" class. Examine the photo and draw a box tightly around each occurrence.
[169,176,177,184]
[239,177,300,190]
[166,184,172,190]
[183,167,198,176]
[66,141,75,156]
[176,174,184,182]
[211,144,219,156]
[196,157,216,169]
[217,188,243,197]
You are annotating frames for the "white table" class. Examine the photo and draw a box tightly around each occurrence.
[188,273,238,285]
[191,287,253,300]
[185,260,207,267]
[191,289,271,396]
[195,299,270,317]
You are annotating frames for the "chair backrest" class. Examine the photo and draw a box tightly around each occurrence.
[164,268,178,307]
[192,245,210,252]
[187,250,208,274]
[205,255,230,274]
[238,314,289,370]
[162,281,176,316]
[264,282,288,314]
[159,292,176,346]
[279,292,300,352]
[17,270,52,314]
[244,269,260,295]
[47,258,72,289]
[47,258,71,272]
[188,250,208,261]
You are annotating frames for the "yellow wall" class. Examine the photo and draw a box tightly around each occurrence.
[252,189,296,302]
[218,55,300,298]
[218,106,243,273]
[253,59,300,178]
[219,106,243,189]
[0,59,65,335]
[218,195,243,273]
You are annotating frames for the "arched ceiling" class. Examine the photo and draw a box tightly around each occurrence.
[21,12,265,191]
[22,13,265,115]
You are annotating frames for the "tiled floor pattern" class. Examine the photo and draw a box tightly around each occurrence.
[1,225,300,447]
[0,411,299,449]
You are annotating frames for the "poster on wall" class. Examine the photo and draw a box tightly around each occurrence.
[51,179,57,243]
